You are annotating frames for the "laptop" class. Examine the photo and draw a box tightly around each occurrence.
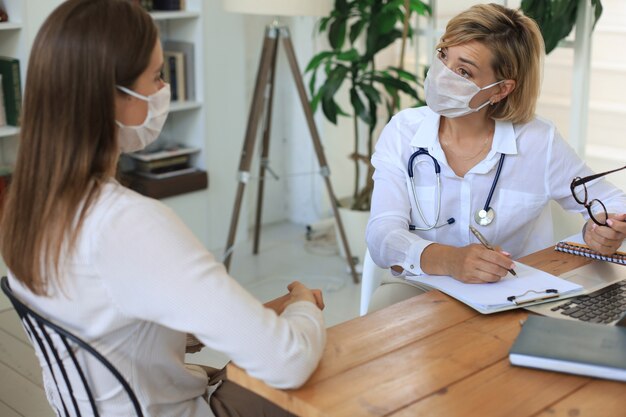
[526,261,626,325]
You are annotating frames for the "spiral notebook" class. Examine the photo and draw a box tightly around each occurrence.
[555,234,626,265]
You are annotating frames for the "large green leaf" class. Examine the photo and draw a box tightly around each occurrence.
[349,19,367,44]
[336,48,360,62]
[373,75,418,99]
[350,88,371,125]
[305,51,335,73]
[521,0,604,54]
[321,93,338,124]
[387,66,419,82]
[310,89,323,113]
[329,17,347,50]
[336,0,349,14]
[409,0,431,15]
[359,83,382,104]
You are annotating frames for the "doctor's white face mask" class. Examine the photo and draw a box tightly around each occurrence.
[116,83,171,153]
[424,54,503,118]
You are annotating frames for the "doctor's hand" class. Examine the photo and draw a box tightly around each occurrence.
[449,244,514,283]
[263,281,325,315]
[584,213,626,255]
[422,243,514,284]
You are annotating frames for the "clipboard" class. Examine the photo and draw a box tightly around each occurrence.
[405,262,584,314]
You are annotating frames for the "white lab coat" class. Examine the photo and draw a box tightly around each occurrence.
[366,106,626,275]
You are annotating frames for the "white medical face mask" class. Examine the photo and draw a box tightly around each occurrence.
[116,83,171,153]
[424,55,503,118]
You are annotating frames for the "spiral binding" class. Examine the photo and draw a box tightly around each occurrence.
[554,242,626,265]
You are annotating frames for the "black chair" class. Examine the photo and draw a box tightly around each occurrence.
[1,276,144,417]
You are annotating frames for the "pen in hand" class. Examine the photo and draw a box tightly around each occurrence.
[469,225,517,276]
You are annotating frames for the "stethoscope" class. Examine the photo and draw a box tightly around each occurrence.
[407,148,505,230]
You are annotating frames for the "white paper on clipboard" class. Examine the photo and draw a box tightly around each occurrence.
[405,262,584,314]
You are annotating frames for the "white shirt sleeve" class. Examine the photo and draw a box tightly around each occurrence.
[95,197,325,389]
[366,115,434,275]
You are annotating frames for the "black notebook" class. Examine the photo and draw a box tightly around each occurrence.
[509,315,626,382]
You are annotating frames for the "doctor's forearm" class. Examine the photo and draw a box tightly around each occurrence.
[390,243,454,275]
[419,243,456,276]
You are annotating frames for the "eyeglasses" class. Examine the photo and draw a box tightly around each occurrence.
[570,165,626,226]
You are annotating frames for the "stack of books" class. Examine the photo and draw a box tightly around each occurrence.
[127,146,200,179]
[163,40,195,102]
[121,146,208,199]
[0,56,22,127]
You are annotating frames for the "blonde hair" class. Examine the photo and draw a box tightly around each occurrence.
[0,0,157,294]
[437,3,544,124]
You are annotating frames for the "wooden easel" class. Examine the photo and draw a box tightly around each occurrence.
[223,24,359,284]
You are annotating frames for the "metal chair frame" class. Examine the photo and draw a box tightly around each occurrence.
[1,276,144,417]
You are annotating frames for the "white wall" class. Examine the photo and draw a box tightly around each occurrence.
[12,0,625,260]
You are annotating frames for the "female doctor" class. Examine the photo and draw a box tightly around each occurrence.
[365,3,626,312]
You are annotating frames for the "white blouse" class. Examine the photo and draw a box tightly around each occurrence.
[10,181,326,417]
[366,107,626,275]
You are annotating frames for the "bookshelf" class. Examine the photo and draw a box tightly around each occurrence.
[0,0,213,268]
[0,0,26,166]
[120,4,208,198]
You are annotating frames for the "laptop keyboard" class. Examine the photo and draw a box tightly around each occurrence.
[550,281,626,324]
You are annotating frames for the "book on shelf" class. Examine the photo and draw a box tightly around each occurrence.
[0,74,6,127]
[509,315,626,382]
[126,146,199,174]
[555,233,626,265]
[127,146,200,162]
[152,0,182,11]
[135,166,199,180]
[134,155,190,173]
[0,56,22,126]
[163,40,195,101]
[163,51,186,101]
[122,169,208,199]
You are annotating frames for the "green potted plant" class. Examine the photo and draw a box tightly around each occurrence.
[521,0,603,54]
[306,0,431,213]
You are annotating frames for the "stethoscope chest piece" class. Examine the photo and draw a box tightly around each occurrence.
[475,207,495,226]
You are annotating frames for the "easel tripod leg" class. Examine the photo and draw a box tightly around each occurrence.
[280,28,360,284]
[224,28,279,271]
[253,30,280,255]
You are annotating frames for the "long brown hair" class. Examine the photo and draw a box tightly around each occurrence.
[438,3,544,124]
[0,0,157,294]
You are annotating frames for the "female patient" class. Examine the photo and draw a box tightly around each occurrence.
[366,3,626,312]
[0,1,324,416]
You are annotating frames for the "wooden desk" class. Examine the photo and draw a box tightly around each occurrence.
[227,248,626,417]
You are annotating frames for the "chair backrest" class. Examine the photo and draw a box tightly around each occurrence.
[1,276,144,417]
[360,248,391,316]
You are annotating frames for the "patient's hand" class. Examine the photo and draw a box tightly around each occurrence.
[264,281,324,315]
[584,213,626,255]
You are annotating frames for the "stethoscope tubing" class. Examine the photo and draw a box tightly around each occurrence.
[482,153,505,212]
[407,148,505,229]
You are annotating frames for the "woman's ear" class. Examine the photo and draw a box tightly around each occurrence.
[491,79,516,104]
